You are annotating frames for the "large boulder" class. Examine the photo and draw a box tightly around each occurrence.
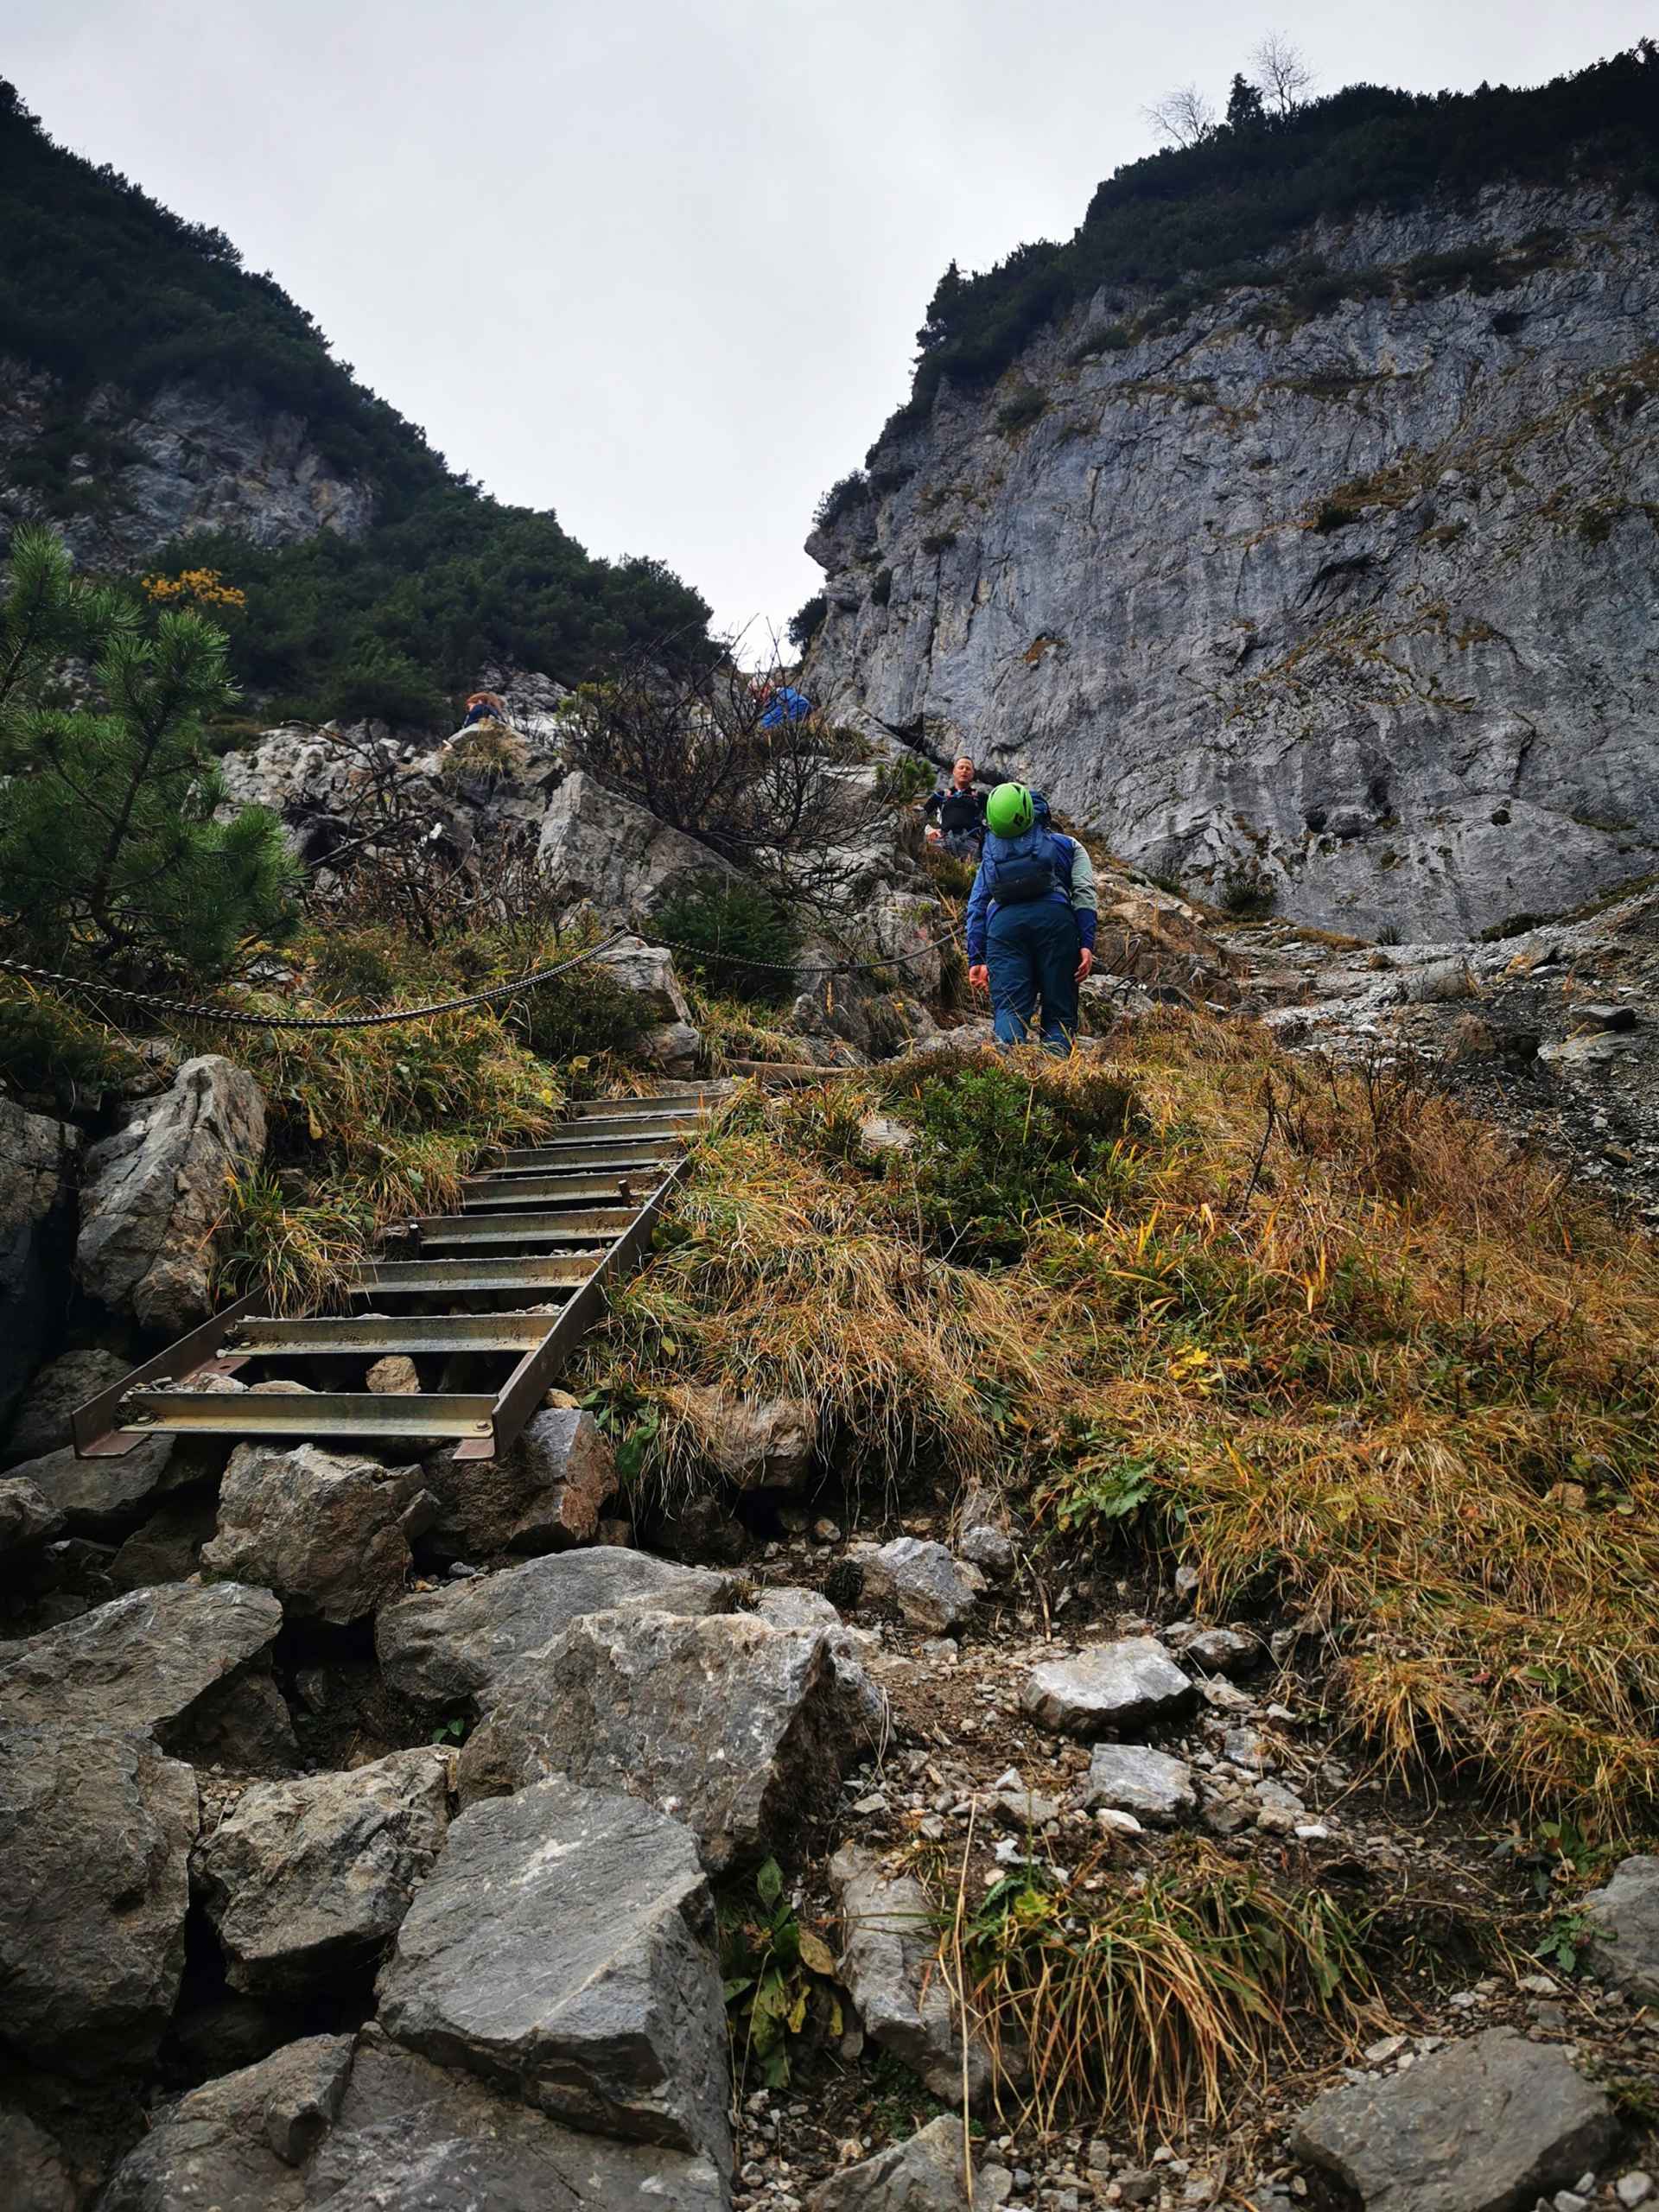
[0,1722,197,2075]
[830,1846,992,2105]
[458,1608,858,1871]
[3,1347,130,1465]
[0,1102,79,1434]
[674,1385,817,1491]
[857,1537,981,1633]
[1021,1638,1196,1738]
[98,2026,729,2211]
[808,2115,973,2210]
[7,1431,182,1536]
[194,1750,452,1996]
[420,1407,618,1558]
[376,1778,731,2167]
[202,1441,429,1623]
[375,1546,739,1713]
[0,2106,79,2212]
[75,1055,265,1332]
[0,1579,283,1745]
[1583,1854,1659,2003]
[591,935,694,1025]
[1289,2025,1615,2212]
[536,771,723,922]
[0,1476,64,1562]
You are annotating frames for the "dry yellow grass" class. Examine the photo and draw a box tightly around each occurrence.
[587,1020,1659,1824]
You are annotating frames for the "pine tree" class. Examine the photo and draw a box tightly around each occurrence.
[1226,73,1268,133]
[0,525,296,978]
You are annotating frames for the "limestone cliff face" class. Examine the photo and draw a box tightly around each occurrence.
[806,187,1659,939]
[0,357,373,565]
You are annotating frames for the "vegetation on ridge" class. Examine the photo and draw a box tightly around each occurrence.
[848,45,1659,470]
[0,79,715,724]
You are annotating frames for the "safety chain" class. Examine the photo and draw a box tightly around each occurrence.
[0,919,963,1034]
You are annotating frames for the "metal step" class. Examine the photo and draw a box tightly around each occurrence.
[121,1387,499,1442]
[416,1208,634,1251]
[568,1085,728,1116]
[460,1171,655,1209]
[537,1113,702,1143]
[497,1136,682,1168]
[225,1315,550,1357]
[353,1254,601,1296]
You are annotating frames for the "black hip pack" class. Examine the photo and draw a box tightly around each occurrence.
[989,850,1063,904]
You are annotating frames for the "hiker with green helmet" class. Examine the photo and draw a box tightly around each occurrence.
[965,782,1096,1053]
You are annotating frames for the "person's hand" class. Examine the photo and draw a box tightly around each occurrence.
[1076,946,1094,982]
[925,823,942,843]
[969,963,989,993]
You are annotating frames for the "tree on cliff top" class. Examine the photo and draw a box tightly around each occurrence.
[0,526,296,978]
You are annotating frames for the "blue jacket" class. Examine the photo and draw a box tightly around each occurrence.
[965,828,1098,963]
[760,686,813,728]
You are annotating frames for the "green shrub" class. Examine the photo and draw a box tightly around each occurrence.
[874,1055,1140,1264]
[812,473,870,530]
[786,594,827,650]
[0,987,142,1112]
[1313,499,1360,533]
[1067,323,1130,364]
[327,644,452,730]
[919,531,957,556]
[869,567,893,608]
[996,385,1049,433]
[653,876,804,1006]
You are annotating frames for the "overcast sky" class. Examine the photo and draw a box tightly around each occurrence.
[8,1,1656,652]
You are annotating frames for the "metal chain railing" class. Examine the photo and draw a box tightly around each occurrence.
[0,918,963,1034]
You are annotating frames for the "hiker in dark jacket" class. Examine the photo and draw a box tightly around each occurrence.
[965,782,1096,1053]
[922,756,988,859]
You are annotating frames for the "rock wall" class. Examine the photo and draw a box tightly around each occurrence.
[0,356,373,565]
[806,186,1659,939]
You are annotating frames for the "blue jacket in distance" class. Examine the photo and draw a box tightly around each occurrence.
[760,686,813,728]
[965,828,1099,963]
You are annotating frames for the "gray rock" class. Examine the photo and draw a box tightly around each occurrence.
[375,1546,738,1713]
[75,1055,265,1332]
[0,359,373,567]
[1170,1625,1264,1675]
[0,1101,79,1434]
[458,1608,856,1871]
[0,1579,283,1742]
[421,1407,618,1557]
[0,1722,197,2075]
[536,771,726,924]
[4,1347,130,1464]
[7,1432,181,1535]
[808,2114,971,2209]
[806,188,1659,942]
[591,936,694,1025]
[859,1537,980,1633]
[957,1522,1016,1577]
[677,1385,818,1491]
[194,1750,452,1996]
[753,1586,889,1745]
[1083,1743,1198,1823]
[1021,1639,1195,1737]
[1290,2025,1616,2212]
[203,1441,426,1623]
[0,1475,64,1560]
[99,2024,730,2210]
[0,2108,78,2212]
[830,1845,992,2105]
[109,1496,217,1591]
[376,1778,731,2166]
[1583,1854,1659,2002]
[640,1020,703,1075]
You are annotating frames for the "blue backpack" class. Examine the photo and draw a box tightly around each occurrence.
[984,830,1070,906]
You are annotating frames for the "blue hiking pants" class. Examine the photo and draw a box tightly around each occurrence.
[987,900,1079,1054]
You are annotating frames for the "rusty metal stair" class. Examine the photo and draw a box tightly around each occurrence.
[71,1084,728,1466]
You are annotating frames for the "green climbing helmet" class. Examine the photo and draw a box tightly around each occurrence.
[986,781,1034,838]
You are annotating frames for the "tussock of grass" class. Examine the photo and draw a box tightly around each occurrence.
[963,1841,1375,2145]
[588,1022,1659,1821]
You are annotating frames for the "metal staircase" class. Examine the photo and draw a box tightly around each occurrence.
[71,1085,728,1467]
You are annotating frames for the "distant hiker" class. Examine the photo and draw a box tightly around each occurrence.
[965,782,1096,1054]
[922,755,988,859]
[759,683,814,728]
[461,690,507,729]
